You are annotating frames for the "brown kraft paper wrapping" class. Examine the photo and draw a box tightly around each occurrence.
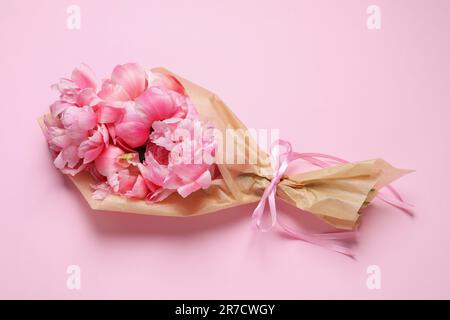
[39,67,411,230]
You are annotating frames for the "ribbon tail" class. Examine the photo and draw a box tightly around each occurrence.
[376,191,415,216]
[277,218,355,258]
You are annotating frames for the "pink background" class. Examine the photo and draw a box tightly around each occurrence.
[1,0,449,299]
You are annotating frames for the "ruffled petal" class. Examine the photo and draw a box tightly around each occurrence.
[52,78,78,97]
[76,88,99,107]
[195,169,212,189]
[177,181,201,198]
[147,71,186,95]
[124,174,148,199]
[46,126,71,151]
[175,171,211,198]
[172,163,210,181]
[138,150,169,187]
[61,106,97,136]
[98,79,131,102]
[71,63,97,89]
[95,103,125,123]
[146,188,175,203]
[120,170,137,193]
[149,120,179,151]
[78,125,109,164]
[91,182,111,200]
[49,101,72,118]
[60,164,86,176]
[94,145,125,177]
[111,63,146,99]
[146,144,169,165]
[115,121,149,148]
[107,172,120,192]
[53,145,86,176]
[135,87,178,123]
[114,103,150,148]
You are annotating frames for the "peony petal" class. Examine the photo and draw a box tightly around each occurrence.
[138,151,169,187]
[115,120,149,148]
[94,145,125,177]
[149,120,178,151]
[146,188,174,203]
[117,170,137,194]
[113,103,150,148]
[91,182,111,200]
[135,87,178,123]
[62,145,80,168]
[95,103,125,123]
[52,78,78,95]
[77,109,98,131]
[71,63,97,89]
[106,124,116,143]
[195,169,212,189]
[177,181,201,198]
[46,126,71,151]
[111,63,146,99]
[148,71,186,95]
[85,164,105,182]
[60,164,86,176]
[80,144,104,164]
[107,172,120,192]
[50,101,72,118]
[171,164,209,181]
[124,174,148,199]
[53,151,67,169]
[78,125,109,163]
[76,88,99,107]
[53,146,85,176]
[98,79,130,101]
[162,173,183,190]
[61,106,97,135]
[146,144,169,165]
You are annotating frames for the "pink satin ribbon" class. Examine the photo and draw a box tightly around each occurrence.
[251,140,413,257]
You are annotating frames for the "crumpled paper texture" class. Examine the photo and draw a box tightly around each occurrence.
[40,67,411,230]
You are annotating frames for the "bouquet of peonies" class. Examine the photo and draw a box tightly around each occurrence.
[42,63,217,203]
[40,63,412,255]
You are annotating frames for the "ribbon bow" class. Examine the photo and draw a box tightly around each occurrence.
[251,140,414,257]
[251,140,293,232]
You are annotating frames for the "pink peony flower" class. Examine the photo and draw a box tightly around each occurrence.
[45,106,109,175]
[138,118,216,201]
[78,125,109,164]
[44,65,109,174]
[50,64,99,118]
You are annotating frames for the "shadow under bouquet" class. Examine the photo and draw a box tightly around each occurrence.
[40,63,413,256]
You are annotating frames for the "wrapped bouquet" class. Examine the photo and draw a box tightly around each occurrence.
[40,63,412,256]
